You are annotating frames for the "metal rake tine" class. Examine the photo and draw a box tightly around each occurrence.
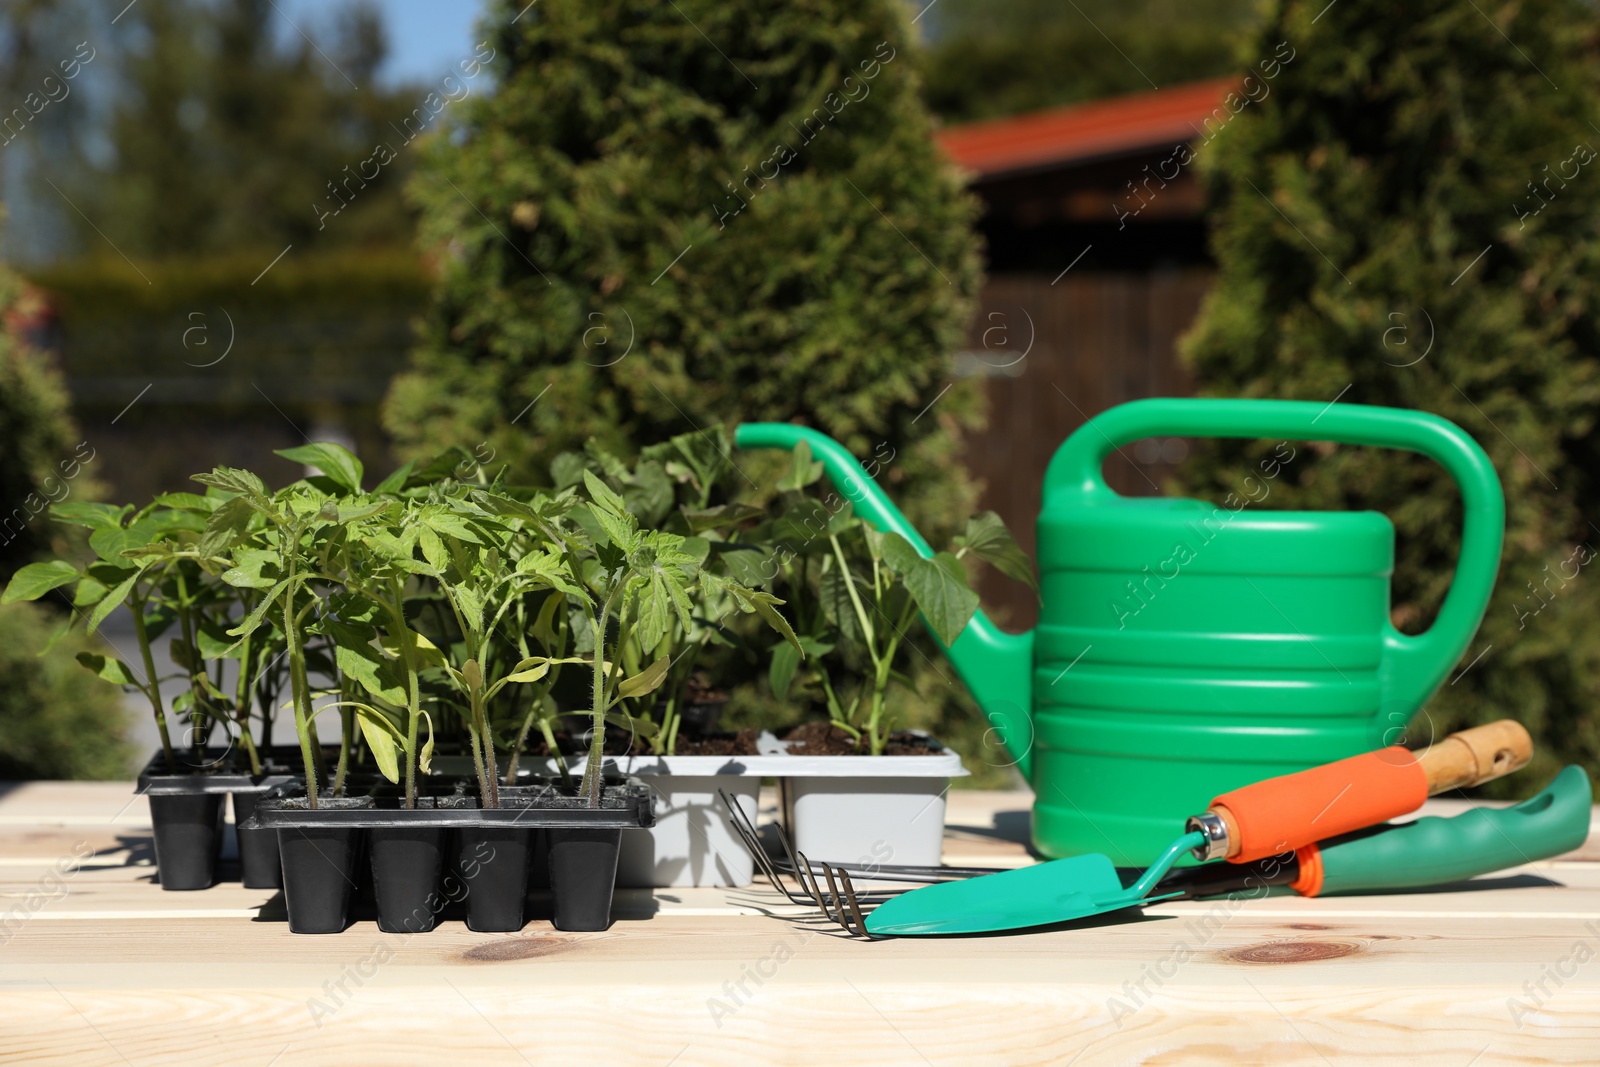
[793,850,840,925]
[770,809,816,884]
[834,866,877,939]
[717,789,815,907]
[819,862,855,934]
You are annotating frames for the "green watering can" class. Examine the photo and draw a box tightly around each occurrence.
[735,398,1505,864]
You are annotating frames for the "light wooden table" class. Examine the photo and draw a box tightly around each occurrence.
[1,781,1596,1066]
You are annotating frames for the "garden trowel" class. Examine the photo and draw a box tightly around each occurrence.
[866,720,1538,936]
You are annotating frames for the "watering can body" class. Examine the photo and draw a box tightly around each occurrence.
[735,399,1504,864]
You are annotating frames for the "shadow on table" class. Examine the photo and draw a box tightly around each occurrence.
[1329,871,1564,896]
[944,808,1033,845]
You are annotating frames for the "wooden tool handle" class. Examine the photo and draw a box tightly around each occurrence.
[1203,719,1534,863]
[1416,719,1533,794]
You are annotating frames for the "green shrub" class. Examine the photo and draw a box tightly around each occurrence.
[0,601,131,780]
[383,0,984,542]
[1178,0,1600,794]
[0,248,130,780]
[0,274,86,577]
[920,0,1258,122]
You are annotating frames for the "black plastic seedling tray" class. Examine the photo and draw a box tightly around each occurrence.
[247,778,654,935]
[135,746,307,891]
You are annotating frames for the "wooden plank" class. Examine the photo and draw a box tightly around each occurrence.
[3,911,1598,1065]
[1,783,1596,1065]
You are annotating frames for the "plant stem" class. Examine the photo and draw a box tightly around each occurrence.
[130,591,176,773]
[333,674,353,798]
[468,672,498,808]
[387,585,422,811]
[539,715,574,791]
[583,585,622,808]
[506,705,536,785]
[283,579,319,809]
[174,569,207,759]
[829,535,877,649]
[234,618,262,775]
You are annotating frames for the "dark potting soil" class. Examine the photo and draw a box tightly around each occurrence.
[525,727,757,758]
[670,729,758,756]
[779,721,945,756]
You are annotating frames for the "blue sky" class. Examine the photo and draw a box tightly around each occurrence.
[281,0,491,88]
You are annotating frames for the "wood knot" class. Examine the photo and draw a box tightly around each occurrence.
[1228,939,1359,964]
[1289,923,1329,931]
[463,935,581,961]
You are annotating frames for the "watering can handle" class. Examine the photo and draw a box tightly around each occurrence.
[1043,397,1505,724]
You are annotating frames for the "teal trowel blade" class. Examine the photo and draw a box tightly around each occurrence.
[863,852,1136,936]
[863,831,1205,937]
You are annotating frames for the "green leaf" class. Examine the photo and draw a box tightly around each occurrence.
[419,711,435,775]
[419,505,484,544]
[777,440,824,491]
[221,548,281,589]
[89,519,170,564]
[796,635,834,657]
[714,544,774,588]
[530,591,563,646]
[550,451,588,491]
[635,572,673,653]
[196,617,243,660]
[87,570,142,633]
[958,511,1040,597]
[274,442,364,494]
[452,583,484,635]
[588,496,640,555]
[2,560,80,604]
[352,703,404,783]
[199,496,256,558]
[373,459,416,495]
[733,586,802,653]
[819,565,866,649]
[48,502,131,530]
[617,655,671,698]
[418,526,449,572]
[152,492,216,513]
[228,576,294,638]
[379,627,448,670]
[903,552,981,647]
[879,531,926,576]
[326,619,406,704]
[681,503,765,533]
[768,639,801,701]
[624,460,675,526]
[503,660,552,684]
[192,466,268,500]
[603,709,660,739]
[75,651,140,687]
[582,468,629,517]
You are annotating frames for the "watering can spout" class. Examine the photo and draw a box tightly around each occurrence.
[733,423,1036,779]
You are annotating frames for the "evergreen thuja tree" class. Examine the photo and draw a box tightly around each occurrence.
[383,0,983,536]
[1179,0,1600,791]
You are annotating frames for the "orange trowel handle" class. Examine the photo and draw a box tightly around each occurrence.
[1207,720,1533,864]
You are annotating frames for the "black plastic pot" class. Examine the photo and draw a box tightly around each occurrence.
[457,827,535,932]
[547,828,623,931]
[136,746,303,891]
[371,821,452,934]
[274,798,373,933]
[231,792,282,889]
[678,698,729,737]
[248,777,653,935]
[147,792,226,890]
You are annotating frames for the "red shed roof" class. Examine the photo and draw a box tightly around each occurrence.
[936,78,1237,179]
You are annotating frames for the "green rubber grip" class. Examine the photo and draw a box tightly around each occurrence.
[1318,765,1593,895]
